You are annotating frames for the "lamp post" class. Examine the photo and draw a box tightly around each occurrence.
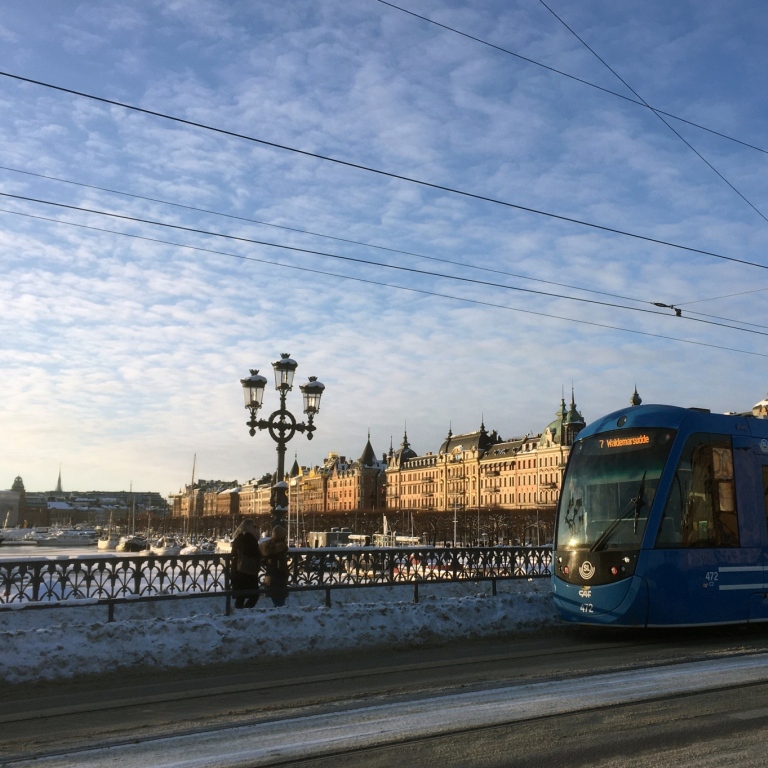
[241,354,325,529]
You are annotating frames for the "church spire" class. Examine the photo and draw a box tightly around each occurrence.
[55,465,63,494]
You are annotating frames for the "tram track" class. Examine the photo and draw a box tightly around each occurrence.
[0,635,646,725]
[2,628,767,763]
[5,650,768,767]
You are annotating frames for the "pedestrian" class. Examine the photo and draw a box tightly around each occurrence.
[230,519,261,609]
[260,525,289,607]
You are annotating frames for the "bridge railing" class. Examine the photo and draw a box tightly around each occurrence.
[0,546,552,620]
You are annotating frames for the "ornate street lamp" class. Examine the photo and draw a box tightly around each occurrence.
[241,354,325,528]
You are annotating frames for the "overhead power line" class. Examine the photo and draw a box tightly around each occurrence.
[2,190,767,339]
[0,70,765,273]
[3,204,767,360]
[376,0,768,156]
[538,0,768,224]
[378,0,768,313]
[4,163,766,330]
[0,163,647,307]
[677,286,768,306]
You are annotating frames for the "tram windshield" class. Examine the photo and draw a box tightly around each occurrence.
[556,428,676,551]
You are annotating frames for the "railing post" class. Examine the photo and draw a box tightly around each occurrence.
[492,577,497,596]
[31,564,40,602]
[108,601,115,623]
[413,582,419,604]
[224,555,232,616]
[325,587,331,608]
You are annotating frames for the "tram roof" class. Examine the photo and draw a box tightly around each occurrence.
[577,403,768,442]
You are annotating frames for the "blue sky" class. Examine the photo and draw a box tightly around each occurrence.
[2,0,767,494]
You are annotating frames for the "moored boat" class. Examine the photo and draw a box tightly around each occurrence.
[149,537,183,556]
[116,535,147,552]
[97,532,120,550]
[26,528,98,547]
[98,514,119,550]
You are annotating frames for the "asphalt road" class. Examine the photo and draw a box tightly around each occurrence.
[3,624,768,766]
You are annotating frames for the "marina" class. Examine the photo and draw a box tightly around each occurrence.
[0,544,147,559]
[0,526,221,560]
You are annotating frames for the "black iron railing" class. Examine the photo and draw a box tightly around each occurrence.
[0,546,551,620]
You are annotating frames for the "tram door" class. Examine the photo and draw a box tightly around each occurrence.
[650,433,758,625]
[746,454,768,621]
[749,452,768,622]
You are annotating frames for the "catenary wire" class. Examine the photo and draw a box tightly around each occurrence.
[539,0,768,309]
[538,0,768,224]
[375,0,768,156]
[3,164,765,330]
[0,163,648,307]
[677,287,768,306]
[1,70,766,273]
[378,0,768,314]
[0,190,668,314]
[381,0,768,312]
[2,204,766,359]
[2,192,767,339]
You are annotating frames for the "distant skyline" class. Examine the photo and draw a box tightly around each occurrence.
[2,1,768,494]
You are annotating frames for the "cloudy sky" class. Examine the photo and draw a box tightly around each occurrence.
[2,0,768,495]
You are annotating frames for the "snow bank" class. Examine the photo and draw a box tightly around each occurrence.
[0,580,557,684]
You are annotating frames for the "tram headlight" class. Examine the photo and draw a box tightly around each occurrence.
[610,566,619,576]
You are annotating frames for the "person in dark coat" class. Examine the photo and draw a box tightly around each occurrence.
[230,519,261,609]
[259,525,289,607]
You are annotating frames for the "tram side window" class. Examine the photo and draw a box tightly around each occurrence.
[656,434,739,548]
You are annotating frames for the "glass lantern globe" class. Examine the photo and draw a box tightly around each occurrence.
[272,353,298,391]
[240,370,267,409]
[300,376,325,415]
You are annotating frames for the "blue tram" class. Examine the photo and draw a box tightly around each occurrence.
[552,403,768,626]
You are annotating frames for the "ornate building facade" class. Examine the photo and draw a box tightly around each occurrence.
[167,394,589,543]
[385,393,585,516]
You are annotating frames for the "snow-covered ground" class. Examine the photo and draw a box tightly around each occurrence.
[0,579,557,684]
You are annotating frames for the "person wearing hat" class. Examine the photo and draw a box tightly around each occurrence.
[230,519,261,609]
[259,525,289,607]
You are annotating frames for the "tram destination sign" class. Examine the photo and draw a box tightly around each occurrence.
[600,434,650,449]
[583,428,675,455]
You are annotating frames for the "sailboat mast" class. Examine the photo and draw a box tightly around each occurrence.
[189,453,196,537]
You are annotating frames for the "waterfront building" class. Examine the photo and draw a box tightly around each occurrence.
[237,478,272,518]
[47,500,76,527]
[169,480,234,531]
[3,474,168,529]
[0,487,21,528]
[383,394,586,544]
[297,463,327,515]
[325,435,386,515]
